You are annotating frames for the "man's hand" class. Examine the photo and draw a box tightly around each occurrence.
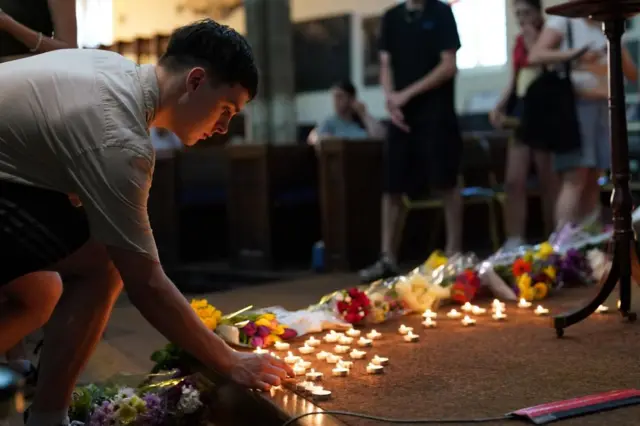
[488,109,505,129]
[228,351,294,391]
[387,90,412,110]
[0,8,9,30]
[351,100,367,117]
[385,98,410,133]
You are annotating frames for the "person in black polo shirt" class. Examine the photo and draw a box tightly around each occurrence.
[360,0,463,282]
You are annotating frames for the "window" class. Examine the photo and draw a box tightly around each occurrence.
[449,0,507,69]
[76,0,113,47]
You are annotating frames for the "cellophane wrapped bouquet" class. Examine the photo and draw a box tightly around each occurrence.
[68,371,214,426]
[364,278,411,324]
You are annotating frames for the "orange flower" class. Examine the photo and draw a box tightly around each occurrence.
[512,258,532,277]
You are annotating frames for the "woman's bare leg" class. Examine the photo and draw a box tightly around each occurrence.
[503,142,531,245]
[533,150,559,236]
[555,167,590,228]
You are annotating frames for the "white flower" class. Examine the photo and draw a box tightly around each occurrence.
[113,387,136,404]
[178,385,202,414]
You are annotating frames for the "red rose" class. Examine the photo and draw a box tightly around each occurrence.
[344,312,360,324]
[337,301,348,313]
[358,295,371,308]
[347,288,360,298]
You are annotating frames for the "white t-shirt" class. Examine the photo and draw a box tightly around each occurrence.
[0,49,160,261]
[544,16,607,90]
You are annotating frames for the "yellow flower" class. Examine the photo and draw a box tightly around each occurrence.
[426,251,448,270]
[259,313,276,321]
[536,242,554,260]
[263,334,280,347]
[255,318,273,328]
[374,310,386,323]
[517,273,532,294]
[202,317,218,330]
[190,299,208,309]
[543,266,556,281]
[522,251,534,263]
[533,282,549,300]
[522,287,536,301]
[273,325,286,335]
[115,403,138,424]
[130,395,147,413]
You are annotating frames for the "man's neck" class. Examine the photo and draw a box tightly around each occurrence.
[406,0,425,11]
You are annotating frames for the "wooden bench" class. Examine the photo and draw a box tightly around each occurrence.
[317,139,383,270]
[227,144,320,270]
[175,146,229,262]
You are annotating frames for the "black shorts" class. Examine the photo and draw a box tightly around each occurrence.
[0,180,90,287]
[383,110,463,196]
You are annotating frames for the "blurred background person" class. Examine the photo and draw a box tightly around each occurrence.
[529,13,637,247]
[489,0,557,251]
[360,0,462,282]
[0,0,77,391]
[307,80,386,146]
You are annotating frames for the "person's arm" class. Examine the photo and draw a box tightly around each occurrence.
[528,17,586,66]
[0,0,77,52]
[495,66,516,113]
[622,47,638,82]
[399,5,460,102]
[378,12,394,97]
[353,104,387,139]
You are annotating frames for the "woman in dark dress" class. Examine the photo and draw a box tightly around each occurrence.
[0,0,77,390]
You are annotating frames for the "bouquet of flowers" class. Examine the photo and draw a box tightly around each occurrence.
[553,248,593,288]
[334,287,371,325]
[223,312,298,348]
[450,268,482,304]
[509,243,558,301]
[68,372,212,425]
[365,278,410,323]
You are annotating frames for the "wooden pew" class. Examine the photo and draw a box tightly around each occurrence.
[317,139,383,271]
[148,151,179,267]
[175,146,229,262]
[226,144,320,270]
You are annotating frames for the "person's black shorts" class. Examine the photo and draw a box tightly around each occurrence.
[383,109,463,197]
[0,180,90,287]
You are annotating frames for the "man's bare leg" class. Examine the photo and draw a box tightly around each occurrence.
[0,272,62,354]
[27,242,122,426]
[442,187,463,256]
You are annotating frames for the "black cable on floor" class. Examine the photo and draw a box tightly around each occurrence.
[281,410,509,425]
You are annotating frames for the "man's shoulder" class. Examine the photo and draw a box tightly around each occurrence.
[382,3,404,20]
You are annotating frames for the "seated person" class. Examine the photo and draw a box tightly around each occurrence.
[308,80,386,145]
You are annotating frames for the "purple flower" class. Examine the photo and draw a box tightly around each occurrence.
[242,321,257,337]
[280,328,297,340]
[88,401,115,426]
[137,393,166,425]
[256,325,271,338]
[250,336,264,348]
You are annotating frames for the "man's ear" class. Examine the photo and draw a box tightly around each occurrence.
[185,67,207,93]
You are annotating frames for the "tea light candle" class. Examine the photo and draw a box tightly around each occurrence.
[273,341,290,351]
[305,369,323,381]
[326,354,341,364]
[366,363,384,374]
[422,309,437,320]
[422,317,437,328]
[596,305,609,314]
[618,300,621,309]
[447,309,462,319]
[338,360,353,369]
[471,306,486,315]
[492,309,507,321]
[366,329,382,340]
[349,349,366,359]
[461,315,476,326]
[398,324,413,335]
[461,302,473,312]
[338,335,353,345]
[332,365,349,377]
[254,347,268,354]
[492,299,506,311]
[371,355,389,366]
[346,328,361,337]
[316,351,330,361]
[298,344,315,355]
[296,381,314,392]
[311,389,332,401]
[323,331,340,343]
[357,337,372,347]
[534,305,549,316]
[293,364,307,376]
[334,345,350,354]
[296,360,311,369]
[269,352,281,360]
[518,298,532,308]
[284,352,300,365]
[403,331,419,342]
[305,336,321,347]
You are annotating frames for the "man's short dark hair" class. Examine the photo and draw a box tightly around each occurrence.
[160,19,258,100]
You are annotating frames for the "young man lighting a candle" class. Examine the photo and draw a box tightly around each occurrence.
[0,19,293,426]
[360,0,464,282]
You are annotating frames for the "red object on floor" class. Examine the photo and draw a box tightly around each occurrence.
[509,389,640,424]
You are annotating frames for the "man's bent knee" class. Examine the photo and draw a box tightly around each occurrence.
[2,271,63,327]
[53,241,122,294]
